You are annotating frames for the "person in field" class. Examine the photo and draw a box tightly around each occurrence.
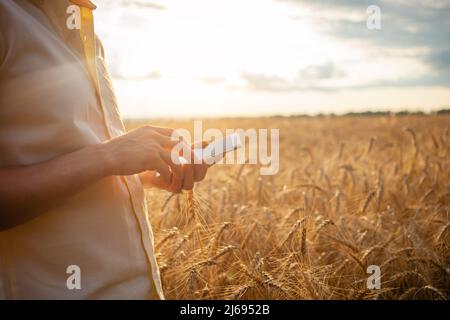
[0,0,208,299]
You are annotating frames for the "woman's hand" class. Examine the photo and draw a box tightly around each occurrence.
[139,140,210,193]
[0,125,204,230]
[101,125,184,185]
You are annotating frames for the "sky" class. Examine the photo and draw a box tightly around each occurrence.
[93,0,450,118]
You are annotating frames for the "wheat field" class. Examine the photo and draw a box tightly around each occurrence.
[125,115,449,300]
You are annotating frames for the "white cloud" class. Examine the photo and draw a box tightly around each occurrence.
[93,0,450,117]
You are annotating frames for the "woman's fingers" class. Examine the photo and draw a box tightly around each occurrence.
[159,150,183,179]
[182,162,194,190]
[141,170,183,193]
[153,157,172,185]
[189,148,208,182]
[145,134,210,192]
[146,125,175,137]
[193,163,208,182]
[191,140,210,149]
[140,171,167,189]
[155,132,180,149]
[191,140,210,182]
[168,174,183,193]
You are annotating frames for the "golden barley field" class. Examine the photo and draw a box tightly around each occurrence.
[125,115,449,300]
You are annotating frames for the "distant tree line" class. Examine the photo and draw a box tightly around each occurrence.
[282,108,450,118]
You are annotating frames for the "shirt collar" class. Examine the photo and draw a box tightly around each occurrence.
[29,0,88,60]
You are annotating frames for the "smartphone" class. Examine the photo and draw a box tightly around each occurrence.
[156,133,243,179]
[194,132,243,164]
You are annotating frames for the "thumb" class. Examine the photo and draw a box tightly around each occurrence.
[191,140,209,149]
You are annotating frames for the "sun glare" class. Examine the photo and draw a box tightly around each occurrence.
[93,0,450,118]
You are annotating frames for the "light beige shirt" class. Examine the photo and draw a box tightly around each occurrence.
[0,0,164,299]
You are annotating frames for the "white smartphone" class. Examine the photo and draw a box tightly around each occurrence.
[194,132,243,164]
[156,133,243,179]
